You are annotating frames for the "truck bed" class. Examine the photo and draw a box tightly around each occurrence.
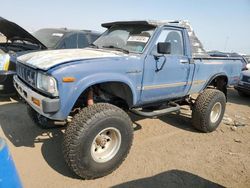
[187,56,242,95]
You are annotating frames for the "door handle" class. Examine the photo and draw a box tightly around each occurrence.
[180,59,189,63]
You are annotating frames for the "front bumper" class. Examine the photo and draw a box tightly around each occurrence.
[13,75,60,116]
[234,81,250,95]
[0,71,16,95]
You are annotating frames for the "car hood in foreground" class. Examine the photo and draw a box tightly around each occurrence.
[0,17,46,49]
[17,48,127,70]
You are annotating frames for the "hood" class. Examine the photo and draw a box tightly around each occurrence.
[242,70,250,77]
[17,48,124,70]
[0,17,47,49]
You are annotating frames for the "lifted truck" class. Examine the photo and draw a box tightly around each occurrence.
[14,20,242,179]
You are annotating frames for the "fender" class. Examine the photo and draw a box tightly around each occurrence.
[202,72,228,91]
[61,72,138,118]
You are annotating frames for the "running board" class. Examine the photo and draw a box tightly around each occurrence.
[130,102,180,118]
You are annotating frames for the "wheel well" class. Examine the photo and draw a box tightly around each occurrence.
[207,75,228,96]
[72,82,134,112]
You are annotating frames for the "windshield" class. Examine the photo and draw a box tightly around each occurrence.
[33,29,66,48]
[93,25,155,53]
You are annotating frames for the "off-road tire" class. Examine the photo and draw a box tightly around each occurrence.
[27,106,59,129]
[63,103,134,179]
[192,89,226,133]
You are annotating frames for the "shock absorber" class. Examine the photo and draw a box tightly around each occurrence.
[87,87,94,106]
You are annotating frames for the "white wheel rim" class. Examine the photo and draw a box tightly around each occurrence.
[91,127,121,163]
[210,102,222,123]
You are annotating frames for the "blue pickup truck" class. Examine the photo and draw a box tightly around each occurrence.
[13,20,242,179]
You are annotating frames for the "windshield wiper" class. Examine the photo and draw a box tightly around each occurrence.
[102,45,129,54]
[89,43,99,49]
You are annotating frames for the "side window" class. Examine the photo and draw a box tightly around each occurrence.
[78,33,89,48]
[156,29,184,55]
[61,34,77,49]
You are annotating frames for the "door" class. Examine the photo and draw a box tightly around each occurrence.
[141,28,192,102]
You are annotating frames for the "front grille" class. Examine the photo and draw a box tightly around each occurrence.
[16,62,37,87]
[242,76,250,83]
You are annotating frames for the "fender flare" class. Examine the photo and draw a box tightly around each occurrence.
[63,73,138,116]
[202,73,228,90]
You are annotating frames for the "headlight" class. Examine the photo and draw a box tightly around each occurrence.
[37,72,58,96]
[0,53,10,71]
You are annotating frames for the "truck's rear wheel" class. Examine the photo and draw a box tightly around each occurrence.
[192,89,226,132]
[27,106,59,129]
[63,103,133,179]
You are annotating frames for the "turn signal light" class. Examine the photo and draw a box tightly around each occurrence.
[31,97,40,107]
[63,77,76,82]
[3,61,10,71]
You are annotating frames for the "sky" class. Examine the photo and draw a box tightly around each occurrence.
[1,0,250,54]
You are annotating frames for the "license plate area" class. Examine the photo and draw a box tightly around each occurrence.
[15,82,27,98]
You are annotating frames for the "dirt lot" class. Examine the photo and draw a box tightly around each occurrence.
[0,88,249,188]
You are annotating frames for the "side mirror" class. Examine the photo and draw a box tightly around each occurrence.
[157,42,171,54]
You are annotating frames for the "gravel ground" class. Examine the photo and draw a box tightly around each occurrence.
[0,88,249,188]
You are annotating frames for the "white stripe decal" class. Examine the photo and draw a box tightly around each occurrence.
[141,80,206,90]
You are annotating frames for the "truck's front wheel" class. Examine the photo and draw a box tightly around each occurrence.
[192,89,226,133]
[63,103,133,179]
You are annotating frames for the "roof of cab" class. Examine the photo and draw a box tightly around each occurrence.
[102,20,186,28]
[102,20,208,57]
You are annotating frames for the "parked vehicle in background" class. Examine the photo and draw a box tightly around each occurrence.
[33,28,100,50]
[14,20,242,179]
[244,55,250,69]
[0,17,101,96]
[244,55,250,62]
[235,70,250,97]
